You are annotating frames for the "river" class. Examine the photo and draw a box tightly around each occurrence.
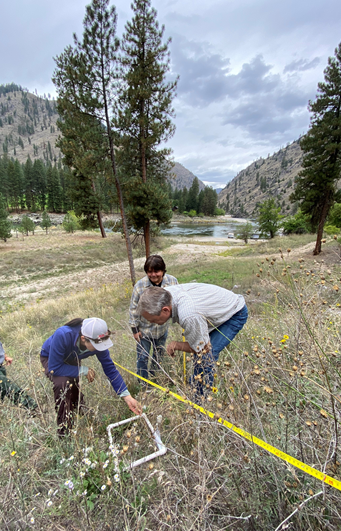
[161,221,257,239]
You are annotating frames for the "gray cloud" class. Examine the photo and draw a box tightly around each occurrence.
[284,57,321,73]
[1,0,341,188]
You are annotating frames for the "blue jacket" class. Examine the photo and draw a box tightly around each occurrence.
[41,325,127,395]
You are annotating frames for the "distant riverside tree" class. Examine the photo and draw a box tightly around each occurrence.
[186,177,199,212]
[258,198,282,238]
[19,215,35,236]
[235,222,254,243]
[41,210,52,234]
[117,0,177,257]
[290,43,341,254]
[47,165,63,213]
[0,193,12,242]
[201,187,218,216]
[62,211,79,233]
[53,0,136,283]
[281,210,311,235]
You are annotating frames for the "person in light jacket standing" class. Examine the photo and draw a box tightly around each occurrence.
[129,255,178,384]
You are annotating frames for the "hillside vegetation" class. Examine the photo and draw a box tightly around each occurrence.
[0,86,60,164]
[0,230,341,530]
[218,140,304,217]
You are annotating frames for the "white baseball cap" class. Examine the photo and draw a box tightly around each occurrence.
[81,318,113,351]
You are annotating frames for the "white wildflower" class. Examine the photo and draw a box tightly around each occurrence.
[46,500,53,507]
[82,490,87,496]
[53,490,58,496]
[79,471,85,478]
[114,473,119,482]
[59,458,65,464]
[30,516,35,524]
[68,455,75,461]
[101,485,106,491]
[48,489,53,496]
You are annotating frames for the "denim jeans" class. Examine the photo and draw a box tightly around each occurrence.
[193,305,248,395]
[136,333,167,382]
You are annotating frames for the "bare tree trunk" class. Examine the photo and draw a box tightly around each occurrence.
[314,196,330,255]
[91,179,106,239]
[97,210,106,239]
[144,220,150,258]
[100,62,136,285]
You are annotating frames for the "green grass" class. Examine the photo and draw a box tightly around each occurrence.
[172,256,258,291]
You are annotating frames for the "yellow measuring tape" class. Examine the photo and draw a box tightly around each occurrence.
[115,361,341,492]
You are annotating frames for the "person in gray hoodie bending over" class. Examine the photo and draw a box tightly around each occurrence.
[137,283,248,396]
[0,339,37,411]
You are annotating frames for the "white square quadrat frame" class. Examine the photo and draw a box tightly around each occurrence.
[107,413,167,470]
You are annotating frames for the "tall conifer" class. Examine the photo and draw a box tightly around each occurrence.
[291,43,341,254]
[117,0,177,257]
[53,0,136,282]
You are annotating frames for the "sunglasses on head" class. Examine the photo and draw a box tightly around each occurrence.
[84,330,112,343]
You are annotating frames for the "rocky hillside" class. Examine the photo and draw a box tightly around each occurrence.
[218,140,304,217]
[0,87,204,193]
[0,88,60,164]
[168,162,206,191]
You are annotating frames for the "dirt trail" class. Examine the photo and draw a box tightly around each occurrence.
[1,240,319,306]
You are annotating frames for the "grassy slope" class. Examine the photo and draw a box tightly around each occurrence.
[0,231,341,530]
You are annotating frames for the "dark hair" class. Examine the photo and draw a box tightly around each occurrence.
[144,255,166,274]
[64,318,84,328]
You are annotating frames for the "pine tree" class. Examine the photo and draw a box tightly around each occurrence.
[117,0,177,257]
[0,193,12,242]
[32,159,47,211]
[0,155,9,206]
[186,177,199,212]
[201,187,218,216]
[53,0,136,282]
[19,215,35,236]
[41,210,52,234]
[62,211,80,233]
[47,165,63,212]
[290,43,341,254]
[7,160,23,212]
[24,156,35,211]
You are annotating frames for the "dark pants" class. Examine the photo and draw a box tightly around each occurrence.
[0,365,37,410]
[40,356,84,437]
[136,333,167,382]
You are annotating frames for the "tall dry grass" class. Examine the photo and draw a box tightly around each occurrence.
[0,234,340,530]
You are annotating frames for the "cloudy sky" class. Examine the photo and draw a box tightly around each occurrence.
[2,0,341,188]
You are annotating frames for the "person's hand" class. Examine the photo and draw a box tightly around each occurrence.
[123,395,142,415]
[167,341,178,357]
[133,331,142,343]
[4,355,13,366]
[87,368,96,383]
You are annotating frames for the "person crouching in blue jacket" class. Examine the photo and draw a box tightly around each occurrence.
[40,317,141,437]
